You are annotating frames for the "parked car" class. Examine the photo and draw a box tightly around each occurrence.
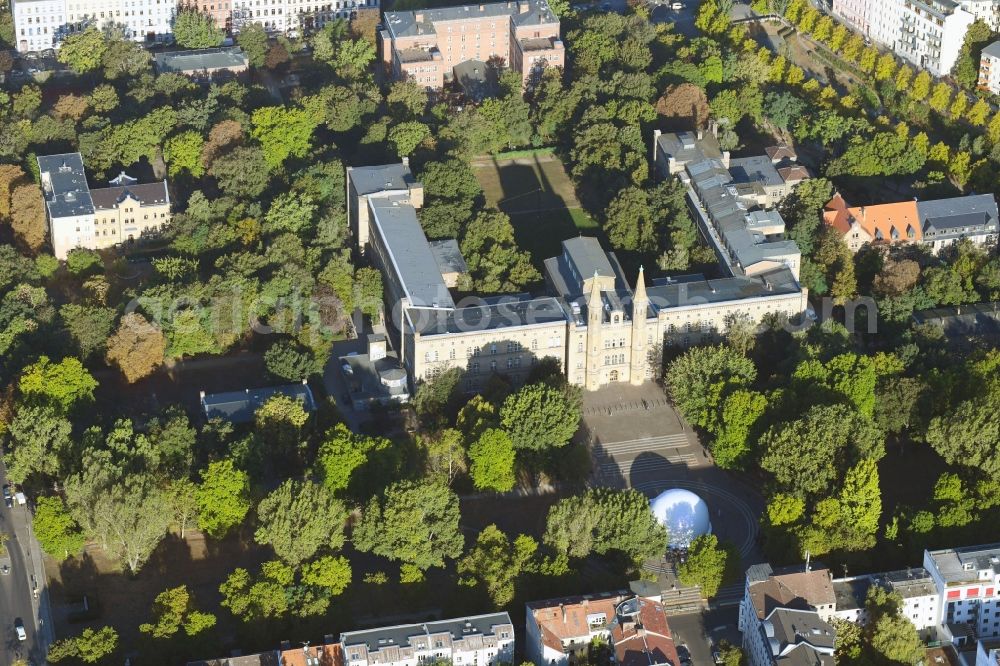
[2,485,12,508]
[15,619,26,642]
[1,564,10,575]
[670,1,684,8]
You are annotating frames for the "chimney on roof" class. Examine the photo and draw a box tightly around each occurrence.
[415,11,424,20]
[560,604,566,624]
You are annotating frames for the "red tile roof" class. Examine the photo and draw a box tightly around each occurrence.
[823,194,921,243]
[279,644,342,666]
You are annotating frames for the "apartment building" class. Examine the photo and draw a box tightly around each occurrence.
[653,129,804,282]
[378,0,564,89]
[823,191,1000,254]
[340,613,515,666]
[831,569,941,639]
[980,40,1000,92]
[925,543,1000,644]
[525,592,680,666]
[13,0,178,51]
[739,565,839,666]
[37,153,171,259]
[832,0,975,75]
[348,161,807,393]
[12,0,66,52]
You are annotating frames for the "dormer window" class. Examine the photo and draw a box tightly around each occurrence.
[907,225,915,239]
[891,227,899,240]
[875,228,884,241]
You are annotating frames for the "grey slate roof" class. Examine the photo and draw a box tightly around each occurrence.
[562,236,615,283]
[912,301,1000,338]
[90,181,170,209]
[200,383,316,423]
[764,608,836,653]
[349,162,417,197]
[776,643,835,666]
[153,47,248,73]
[340,612,513,652]
[369,194,455,309]
[656,130,723,166]
[341,353,409,402]
[409,296,568,336]
[729,155,783,188]
[384,0,557,39]
[429,239,469,275]
[983,40,1000,60]
[645,267,800,311]
[918,194,999,238]
[37,153,95,218]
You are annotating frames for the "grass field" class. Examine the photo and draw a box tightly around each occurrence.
[473,154,602,267]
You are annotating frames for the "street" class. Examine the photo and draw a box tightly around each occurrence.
[0,465,52,666]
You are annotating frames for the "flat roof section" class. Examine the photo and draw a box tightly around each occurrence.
[153,47,248,73]
[368,195,456,309]
[37,153,95,218]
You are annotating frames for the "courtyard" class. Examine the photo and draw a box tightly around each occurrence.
[472,153,601,266]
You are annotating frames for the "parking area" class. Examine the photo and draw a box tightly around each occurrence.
[650,1,699,35]
[669,607,743,666]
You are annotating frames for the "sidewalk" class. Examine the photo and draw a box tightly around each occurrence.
[20,505,54,653]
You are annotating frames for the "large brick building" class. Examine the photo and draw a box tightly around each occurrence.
[378,0,564,89]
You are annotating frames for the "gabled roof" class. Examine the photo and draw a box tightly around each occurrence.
[766,144,798,162]
[918,194,999,236]
[777,165,810,184]
[90,181,170,210]
[279,643,342,666]
[822,195,920,242]
[749,568,835,619]
[610,597,680,666]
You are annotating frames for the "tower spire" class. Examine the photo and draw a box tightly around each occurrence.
[633,265,647,304]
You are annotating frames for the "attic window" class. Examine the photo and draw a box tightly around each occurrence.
[907,225,915,239]
[891,227,899,240]
[875,228,884,240]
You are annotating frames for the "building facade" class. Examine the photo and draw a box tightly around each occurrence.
[925,543,1000,644]
[348,162,808,395]
[831,570,941,639]
[525,592,680,666]
[12,0,66,52]
[823,192,999,254]
[832,0,975,76]
[378,0,564,90]
[340,613,514,666]
[38,154,172,259]
[14,0,178,51]
[979,40,1000,93]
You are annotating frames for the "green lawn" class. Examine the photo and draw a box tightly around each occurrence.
[474,155,603,267]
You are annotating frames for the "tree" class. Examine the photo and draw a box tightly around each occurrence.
[10,182,46,251]
[251,106,318,169]
[655,83,710,129]
[140,585,217,638]
[604,187,655,252]
[760,404,885,496]
[664,345,756,432]
[354,266,383,318]
[264,340,316,381]
[60,304,115,360]
[968,98,991,126]
[766,494,805,526]
[712,389,767,469]
[255,480,348,567]
[414,367,464,429]
[101,37,151,78]
[47,627,118,663]
[460,210,540,292]
[865,588,924,664]
[910,70,932,100]
[419,429,468,486]
[544,488,667,562]
[500,382,581,451]
[196,459,251,539]
[210,145,271,198]
[354,480,464,571]
[164,131,206,178]
[954,19,993,88]
[469,428,517,492]
[388,121,431,157]
[928,82,953,112]
[169,479,200,539]
[763,91,807,130]
[458,525,537,607]
[173,8,224,48]
[950,93,969,118]
[677,534,731,598]
[65,455,172,574]
[314,423,394,495]
[926,394,1000,476]
[237,23,269,67]
[57,28,107,72]
[387,80,428,119]
[4,405,71,484]
[33,496,86,560]
[66,248,102,276]
[105,313,166,383]
[19,356,97,412]
[874,53,897,81]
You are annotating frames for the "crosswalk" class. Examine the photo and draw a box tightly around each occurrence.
[712,583,745,607]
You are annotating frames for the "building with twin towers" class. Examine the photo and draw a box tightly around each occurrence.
[346,161,807,394]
